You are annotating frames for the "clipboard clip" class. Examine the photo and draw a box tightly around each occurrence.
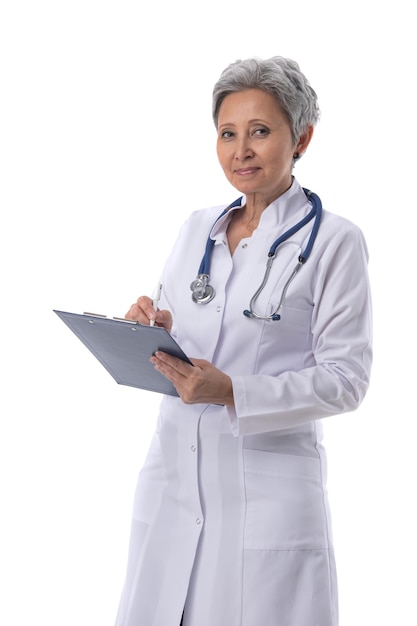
[83,312,140,325]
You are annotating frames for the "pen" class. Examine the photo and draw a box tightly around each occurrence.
[150,283,163,326]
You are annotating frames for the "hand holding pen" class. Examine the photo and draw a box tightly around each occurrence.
[125,285,172,332]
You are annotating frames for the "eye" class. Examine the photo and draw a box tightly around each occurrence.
[253,126,270,137]
[220,130,234,139]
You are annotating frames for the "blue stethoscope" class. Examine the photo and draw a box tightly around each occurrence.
[190,188,322,321]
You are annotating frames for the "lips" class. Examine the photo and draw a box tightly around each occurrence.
[234,167,260,175]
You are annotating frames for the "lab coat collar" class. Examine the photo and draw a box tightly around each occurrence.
[210,178,312,240]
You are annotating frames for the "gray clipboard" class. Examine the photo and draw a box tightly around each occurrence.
[53,310,192,396]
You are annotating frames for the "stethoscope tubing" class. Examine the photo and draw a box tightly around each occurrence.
[244,258,303,321]
[191,188,322,319]
[197,197,241,276]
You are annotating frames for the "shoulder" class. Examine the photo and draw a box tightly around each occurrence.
[186,203,230,224]
[320,209,368,242]
[177,203,230,236]
[316,209,370,262]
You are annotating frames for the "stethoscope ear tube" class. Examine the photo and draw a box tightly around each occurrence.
[243,309,281,321]
[244,259,303,321]
[299,190,321,262]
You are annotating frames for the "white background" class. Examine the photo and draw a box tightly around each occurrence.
[1,1,415,624]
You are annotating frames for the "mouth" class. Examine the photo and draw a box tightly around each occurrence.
[234,167,260,176]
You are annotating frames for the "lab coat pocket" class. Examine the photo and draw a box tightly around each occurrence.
[258,304,313,375]
[243,449,328,550]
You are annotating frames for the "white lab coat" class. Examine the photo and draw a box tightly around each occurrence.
[115,179,372,626]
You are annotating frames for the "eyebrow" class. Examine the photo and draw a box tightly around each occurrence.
[217,118,270,129]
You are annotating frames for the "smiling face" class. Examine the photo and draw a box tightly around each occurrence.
[216,89,313,207]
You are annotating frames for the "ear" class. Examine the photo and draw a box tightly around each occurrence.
[295,126,314,156]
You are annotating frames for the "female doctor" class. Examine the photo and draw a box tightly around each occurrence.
[115,56,372,626]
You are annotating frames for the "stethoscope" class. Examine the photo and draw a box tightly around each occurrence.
[190,188,322,321]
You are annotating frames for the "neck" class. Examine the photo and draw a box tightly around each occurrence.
[241,194,268,224]
[243,178,293,218]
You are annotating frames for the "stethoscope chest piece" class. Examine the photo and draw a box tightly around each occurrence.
[190,274,216,304]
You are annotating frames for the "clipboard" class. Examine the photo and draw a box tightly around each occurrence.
[53,310,192,396]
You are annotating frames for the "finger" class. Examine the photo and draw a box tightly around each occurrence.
[150,352,195,384]
[151,351,186,372]
[125,304,138,319]
[142,297,158,322]
[125,296,154,324]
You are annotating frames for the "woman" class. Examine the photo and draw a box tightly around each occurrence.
[115,56,372,626]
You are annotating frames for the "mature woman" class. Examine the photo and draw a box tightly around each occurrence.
[115,56,372,626]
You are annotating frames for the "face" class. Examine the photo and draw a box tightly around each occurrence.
[216,89,312,206]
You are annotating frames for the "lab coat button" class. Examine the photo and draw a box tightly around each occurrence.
[191,445,196,452]
[216,306,221,312]
[196,517,202,525]
[242,243,248,248]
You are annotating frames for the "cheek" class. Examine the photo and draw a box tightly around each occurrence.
[268,149,294,174]
[216,142,226,164]
[217,146,232,174]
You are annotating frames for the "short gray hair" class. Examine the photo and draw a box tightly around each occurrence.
[212,56,320,145]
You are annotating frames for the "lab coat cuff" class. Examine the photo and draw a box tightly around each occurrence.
[227,377,247,437]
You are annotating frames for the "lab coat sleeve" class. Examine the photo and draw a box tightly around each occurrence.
[227,223,373,435]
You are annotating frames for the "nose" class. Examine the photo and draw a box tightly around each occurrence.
[235,136,254,161]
